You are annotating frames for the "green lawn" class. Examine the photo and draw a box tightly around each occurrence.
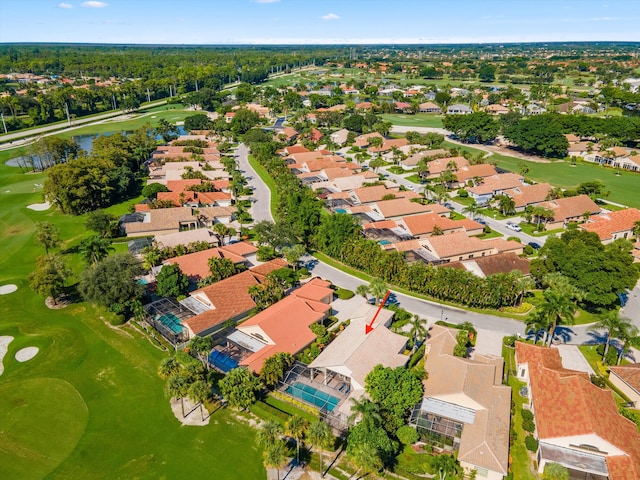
[380,114,444,128]
[248,154,278,213]
[0,158,265,479]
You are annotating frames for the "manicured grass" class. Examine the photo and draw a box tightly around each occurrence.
[380,113,444,128]
[248,154,278,214]
[579,345,610,377]
[0,159,265,479]
[473,228,503,240]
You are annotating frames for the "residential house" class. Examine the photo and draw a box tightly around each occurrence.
[121,207,200,237]
[503,183,553,212]
[410,326,511,479]
[154,229,220,250]
[536,195,601,230]
[424,156,469,180]
[395,102,413,113]
[447,104,472,115]
[467,173,523,203]
[485,104,510,115]
[579,208,640,244]
[454,164,499,188]
[401,149,449,170]
[419,102,442,113]
[444,252,530,278]
[182,259,288,337]
[164,242,258,283]
[330,128,350,145]
[354,132,385,148]
[609,364,640,407]
[276,126,299,143]
[397,212,483,239]
[236,278,334,373]
[515,342,640,480]
[309,303,408,419]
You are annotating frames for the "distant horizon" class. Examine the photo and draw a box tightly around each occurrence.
[1,0,639,45]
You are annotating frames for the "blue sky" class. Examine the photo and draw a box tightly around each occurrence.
[1,0,639,44]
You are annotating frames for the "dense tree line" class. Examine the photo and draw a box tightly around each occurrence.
[43,124,157,214]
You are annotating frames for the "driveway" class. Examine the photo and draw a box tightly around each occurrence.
[555,345,594,375]
[331,295,368,322]
[472,329,505,358]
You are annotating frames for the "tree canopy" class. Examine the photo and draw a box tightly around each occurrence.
[78,253,145,308]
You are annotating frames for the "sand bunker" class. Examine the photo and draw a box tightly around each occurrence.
[27,202,51,211]
[0,336,14,376]
[15,347,39,362]
[0,284,17,295]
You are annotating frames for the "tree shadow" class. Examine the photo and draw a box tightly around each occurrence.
[551,326,575,344]
[584,330,607,346]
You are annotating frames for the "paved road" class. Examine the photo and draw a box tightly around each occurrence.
[235,143,274,223]
[0,99,169,146]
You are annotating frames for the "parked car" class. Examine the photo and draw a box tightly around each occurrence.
[528,242,542,250]
[506,222,522,232]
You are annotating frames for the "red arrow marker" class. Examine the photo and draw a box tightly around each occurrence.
[365,290,391,334]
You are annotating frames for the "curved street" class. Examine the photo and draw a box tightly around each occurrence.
[233,142,632,352]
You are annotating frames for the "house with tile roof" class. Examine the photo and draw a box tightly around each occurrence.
[308,303,407,416]
[536,195,601,230]
[467,173,525,204]
[423,156,470,180]
[236,278,334,373]
[410,325,511,480]
[419,102,442,113]
[579,208,640,244]
[401,149,449,170]
[454,164,499,188]
[609,364,640,407]
[502,183,553,212]
[121,207,200,237]
[182,258,288,337]
[397,212,483,238]
[371,198,444,221]
[447,104,472,115]
[164,241,258,283]
[154,228,220,250]
[444,252,530,278]
[515,342,640,480]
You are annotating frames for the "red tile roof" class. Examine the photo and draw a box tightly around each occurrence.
[238,278,333,372]
[538,195,601,222]
[183,259,287,335]
[516,342,640,480]
[580,208,640,241]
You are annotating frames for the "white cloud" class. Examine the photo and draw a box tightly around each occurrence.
[592,16,620,21]
[320,13,340,21]
[81,1,108,7]
[255,0,280,3]
[58,2,73,8]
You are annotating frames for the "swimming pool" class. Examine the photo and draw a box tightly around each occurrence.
[156,313,183,334]
[335,208,347,214]
[378,239,391,245]
[208,350,239,373]
[285,382,340,412]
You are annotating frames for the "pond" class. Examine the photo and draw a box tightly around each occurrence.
[6,126,187,170]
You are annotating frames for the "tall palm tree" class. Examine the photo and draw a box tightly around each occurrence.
[188,380,211,421]
[164,373,188,418]
[355,284,370,300]
[536,289,577,346]
[615,320,639,365]
[368,278,388,306]
[495,194,516,216]
[308,420,333,478]
[189,336,213,370]
[461,200,480,220]
[257,420,284,449]
[285,416,309,465]
[588,311,625,363]
[408,314,428,352]
[263,439,288,480]
[526,309,551,345]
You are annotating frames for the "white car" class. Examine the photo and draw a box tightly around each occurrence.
[506,223,522,232]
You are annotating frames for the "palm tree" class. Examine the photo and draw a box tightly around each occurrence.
[615,320,639,365]
[348,443,382,480]
[263,439,288,480]
[348,397,382,430]
[462,199,480,220]
[78,235,114,264]
[526,309,552,345]
[189,336,213,370]
[308,420,333,477]
[355,284,370,300]
[633,220,640,240]
[188,380,211,421]
[408,314,428,352]
[368,278,388,306]
[285,416,309,465]
[588,311,625,363]
[494,194,516,216]
[164,373,189,418]
[157,357,180,380]
[257,420,284,449]
[431,454,460,480]
[536,289,577,346]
